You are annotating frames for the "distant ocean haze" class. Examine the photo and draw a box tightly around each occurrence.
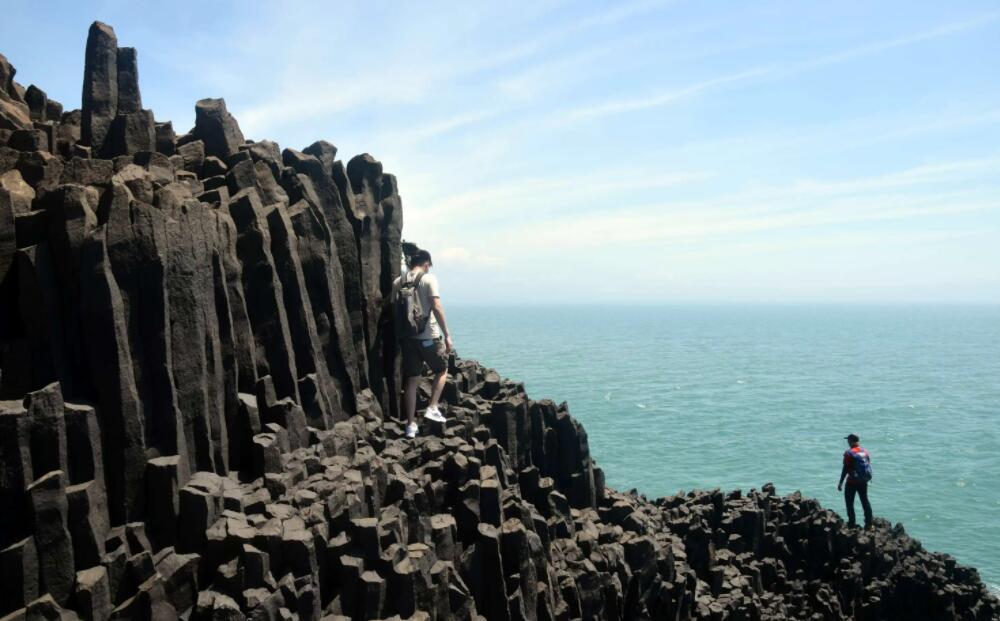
[447,303,1000,589]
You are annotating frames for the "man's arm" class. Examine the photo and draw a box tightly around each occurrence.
[431,298,453,352]
[838,456,850,490]
[383,278,401,312]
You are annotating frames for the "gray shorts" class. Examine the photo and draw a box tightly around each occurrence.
[401,338,447,378]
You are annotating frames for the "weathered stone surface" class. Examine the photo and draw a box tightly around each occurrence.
[81,22,118,154]
[342,154,403,419]
[1,169,35,214]
[282,149,368,391]
[102,181,186,467]
[78,226,147,524]
[284,195,359,416]
[105,109,154,156]
[115,48,141,114]
[27,471,75,605]
[228,188,300,403]
[177,139,204,174]
[67,480,110,569]
[146,456,183,551]
[75,565,112,621]
[265,203,338,428]
[192,98,244,160]
[0,54,32,131]
[161,194,231,474]
[155,121,175,156]
[24,85,47,122]
[0,537,38,615]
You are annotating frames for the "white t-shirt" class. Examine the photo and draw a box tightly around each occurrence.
[394,269,441,339]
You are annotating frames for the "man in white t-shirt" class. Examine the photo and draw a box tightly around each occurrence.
[393,249,453,438]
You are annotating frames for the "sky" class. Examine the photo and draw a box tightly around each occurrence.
[2,0,999,304]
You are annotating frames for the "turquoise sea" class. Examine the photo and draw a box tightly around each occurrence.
[448,305,1000,589]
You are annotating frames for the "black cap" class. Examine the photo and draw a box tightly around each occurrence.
[409,249,433,268]
[844,433,860,443]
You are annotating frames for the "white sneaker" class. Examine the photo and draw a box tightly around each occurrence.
[405,422,418,439]
[424,406,446,423]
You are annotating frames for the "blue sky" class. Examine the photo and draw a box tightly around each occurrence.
[3,1,999,303]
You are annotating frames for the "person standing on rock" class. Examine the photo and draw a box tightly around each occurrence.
[393,249,453,439]
[838,433,874,529]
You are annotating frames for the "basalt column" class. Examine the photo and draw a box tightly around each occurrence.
[341,153,403,421]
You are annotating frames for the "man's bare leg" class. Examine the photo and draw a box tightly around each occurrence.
[404,375,420,426]
[428,370,448,410]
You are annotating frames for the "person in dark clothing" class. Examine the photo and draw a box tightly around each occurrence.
[838,433,874,528]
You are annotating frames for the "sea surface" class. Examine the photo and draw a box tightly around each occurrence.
[447,304,1000,589]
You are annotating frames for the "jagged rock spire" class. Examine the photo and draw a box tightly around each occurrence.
[80,21,118,152]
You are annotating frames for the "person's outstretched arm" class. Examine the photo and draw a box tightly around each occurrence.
[431,298,453,352]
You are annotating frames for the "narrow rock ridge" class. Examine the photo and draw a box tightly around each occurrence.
[0,21,996,621]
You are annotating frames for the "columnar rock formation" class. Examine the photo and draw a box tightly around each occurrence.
[1,22,997,621]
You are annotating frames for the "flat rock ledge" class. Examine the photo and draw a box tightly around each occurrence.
[1,21,997,621]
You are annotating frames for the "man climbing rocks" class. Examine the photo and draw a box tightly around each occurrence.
[838,433,874,529]
[394,249,453,439]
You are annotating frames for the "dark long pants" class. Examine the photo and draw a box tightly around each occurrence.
[845,482,873,527]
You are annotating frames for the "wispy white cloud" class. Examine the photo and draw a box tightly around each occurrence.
[422,169,712,219]
[525,0,676,48]
[560,68,770,123]
[235,0,678,137]
[439,246,506,268]
[384,109,504,146]
[781,11,1000,72]
[499,191,998,250]
[555,11,1000,124]
[494,45,613,103]
[489,157,1000,248]
[775,157,1000,198]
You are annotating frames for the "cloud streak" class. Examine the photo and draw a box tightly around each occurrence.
[489,157,1000,249]
[555,11,1000,124]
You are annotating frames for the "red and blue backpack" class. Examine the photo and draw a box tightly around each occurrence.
[847,447,873,483]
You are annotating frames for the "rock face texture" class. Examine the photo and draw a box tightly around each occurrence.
[0,21,997,621]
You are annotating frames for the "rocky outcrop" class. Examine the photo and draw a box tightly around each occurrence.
[0,21,997,621]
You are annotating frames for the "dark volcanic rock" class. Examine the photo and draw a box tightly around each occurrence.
[193,98,244,160]
[0,20,995,621]
[81,21,118,154]
[115,47,142,114]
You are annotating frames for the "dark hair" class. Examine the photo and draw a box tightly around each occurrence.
[409,249,433,268]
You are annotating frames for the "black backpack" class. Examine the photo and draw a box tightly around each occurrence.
[394,272,430,339]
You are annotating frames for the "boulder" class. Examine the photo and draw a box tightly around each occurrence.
[192,98,244,160]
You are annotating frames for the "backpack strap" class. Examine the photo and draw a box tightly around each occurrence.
[401,271,431,300]
[401,270,424,289]
[410,272,434,327]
